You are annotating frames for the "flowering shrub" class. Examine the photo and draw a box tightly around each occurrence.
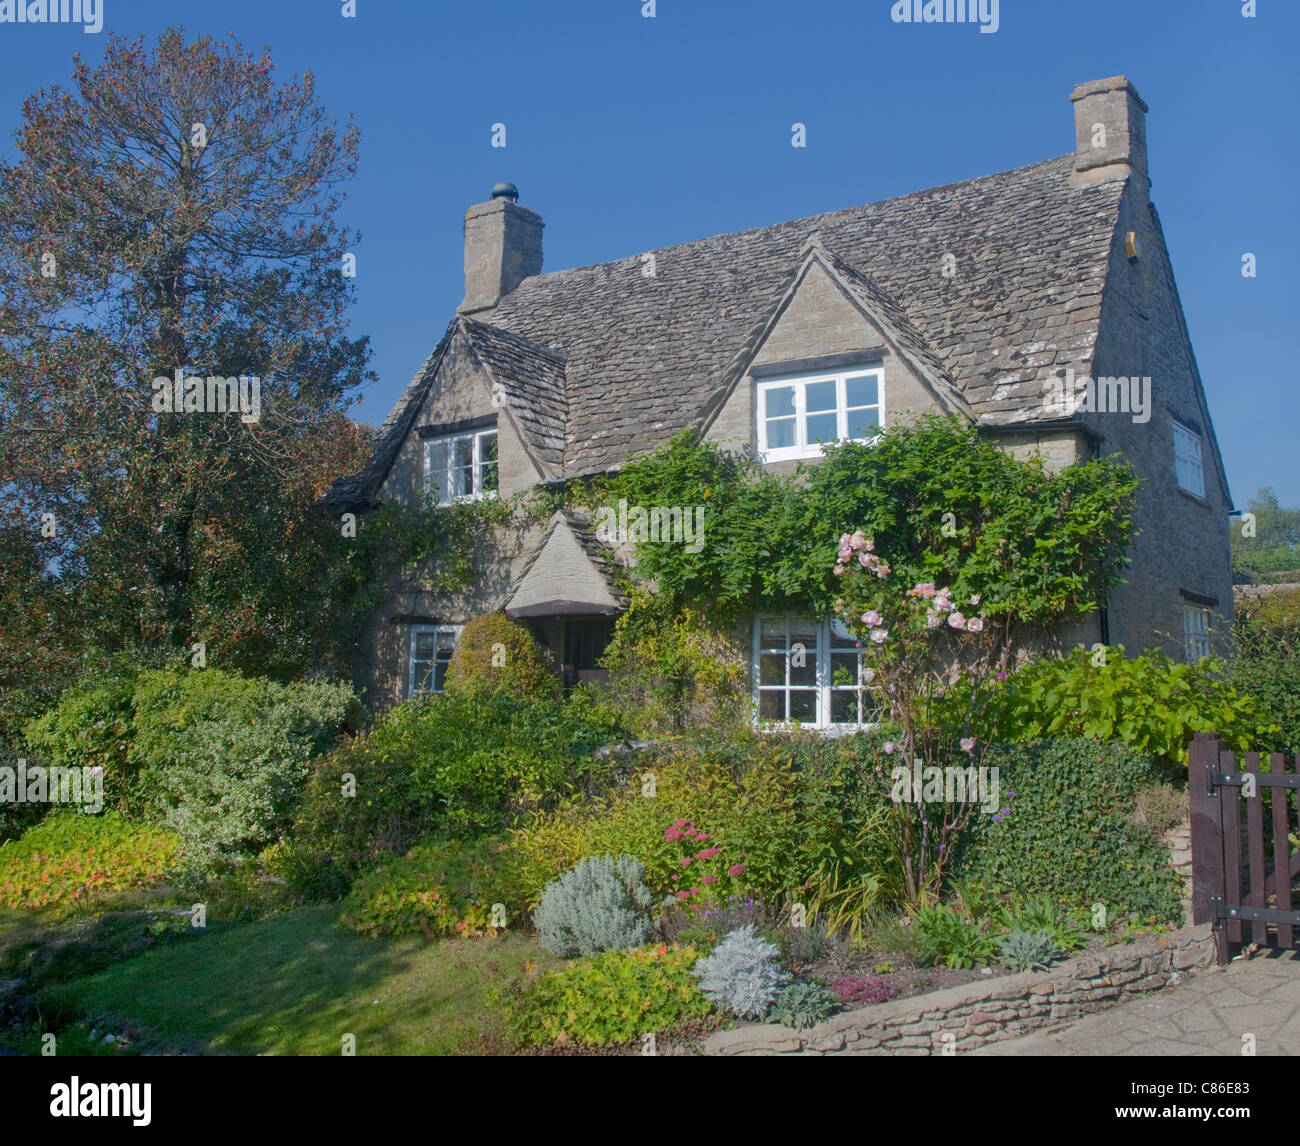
[499,943,713,1047]
[0,812,177,912]
[833,533,1000,902]
[831,975,895,1007]
[662,818,749,912]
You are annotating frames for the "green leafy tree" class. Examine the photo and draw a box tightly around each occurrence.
[1232,488,1300,581]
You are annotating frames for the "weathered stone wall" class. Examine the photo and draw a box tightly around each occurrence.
[705,925,1216,1056]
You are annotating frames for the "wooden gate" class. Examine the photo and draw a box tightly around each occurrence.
[1189,732,1300,963]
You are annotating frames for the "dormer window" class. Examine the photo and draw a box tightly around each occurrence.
[423,427,498,506]
[756,367,884,462]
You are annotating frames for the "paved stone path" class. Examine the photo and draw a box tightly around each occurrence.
[974,951,1300,1056]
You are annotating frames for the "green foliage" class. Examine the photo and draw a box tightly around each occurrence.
[958,738,1184,925]
[1231,488,1300,580]
[996,898,1088,953]
[286,691,615,900]
[498,943,713,1047]
[977,646,1278,766]
[770,979,839,1029]
[911,904,999,969]
[591,417,1138,629]
[0,812,177,912]
[22,675,137,814]
[532,855,655,958]
[997,928,1066,973]
[337,837,506,940]
[122,669,359,885]
[444,611,559,703]
[598,590,747,736]
[1229,590,1300,757]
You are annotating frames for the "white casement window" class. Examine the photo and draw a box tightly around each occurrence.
[409,624,462,696]
[756,367,884,462]
[423,428,498,506]
[1182,604,1211,662]
[754,615,881,729]
[1172,420,1204,498]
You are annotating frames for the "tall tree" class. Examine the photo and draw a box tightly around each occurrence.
[0,28,373,707]
[1232,488,1300,582]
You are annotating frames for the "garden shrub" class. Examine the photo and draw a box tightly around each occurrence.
[444,611,558,703]
[692,924,789,1020]
[911,904,999,969]
[977,646,1278,766]
[997,928,1066,973]
[532,855,655,958]
[0,812,177,912]
[831,975,894,1007]
[338,836,508,940]
[499,943,712,1048]
[22,675,137,815]
[1228,590,1300,758]
[286,691,614,901]
[770,980,839,1029]
[123,670,359,885]
[957,738,1184,925]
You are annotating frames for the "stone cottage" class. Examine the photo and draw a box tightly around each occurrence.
[324,76,1233,722]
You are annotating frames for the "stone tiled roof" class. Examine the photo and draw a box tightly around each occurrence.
[333,153,1125,499]
[459,317,568,477]
[486,154,1123,474]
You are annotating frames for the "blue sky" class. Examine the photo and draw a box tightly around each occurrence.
[1,0,1296,505]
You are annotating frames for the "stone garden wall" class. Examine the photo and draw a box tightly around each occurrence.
[705,924,1216,1056]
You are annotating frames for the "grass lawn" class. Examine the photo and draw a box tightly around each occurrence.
[39,905,551,1055]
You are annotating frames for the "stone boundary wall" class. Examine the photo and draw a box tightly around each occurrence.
[705,925,1216,1056]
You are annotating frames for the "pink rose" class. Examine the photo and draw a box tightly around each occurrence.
[966,616,984,633]
[883,741,896,754]
[948,611,966,629]
[862,610,882,626]
[960,738,976,753]
[870,628,889,643]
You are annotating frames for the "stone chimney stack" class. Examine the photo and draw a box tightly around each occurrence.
[458,182,544,315]
[1069,76,1149,191]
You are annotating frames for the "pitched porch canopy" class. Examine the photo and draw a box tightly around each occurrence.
[504,511,624,619]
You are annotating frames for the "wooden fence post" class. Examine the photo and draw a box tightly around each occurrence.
[1188,731,1225,930]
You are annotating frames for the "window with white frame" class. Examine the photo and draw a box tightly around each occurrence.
[754,615,881,729]
[423,428,498,506]
[1182,604,1211,662]
[756,367,884,462]
[1172,420,1204,498]
[409,624,462,696]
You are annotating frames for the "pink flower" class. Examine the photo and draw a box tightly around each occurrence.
[839,532,853,550]
[850,530,869,551]
[907,582,936,599]
[695,833,709,841]
[948,611,966,629]
[996,671,1009,681]
[727,863,747,877]
[883,741,896,754]
[665,828,682,841]
[838,547,853,562]
[925,611,942,629]
[870,628,889,644]
[695,848,721,860]
[960,737,976,753]
[965,616,984,633]
[875,563,890,579]
[970,594,981,605]
[701,875,718,884]
[680,857,692,867]
[861,667,876,684]
[862,610,882,626]
[859,552,872,568]
[676,890,690,900]
[833,565,846,577]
